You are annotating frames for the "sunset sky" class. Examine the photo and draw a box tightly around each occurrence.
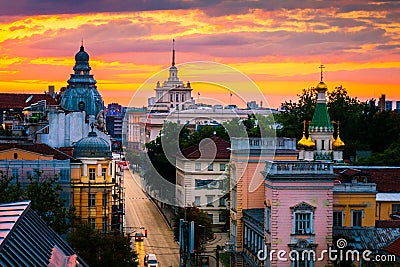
[0,0,399,109]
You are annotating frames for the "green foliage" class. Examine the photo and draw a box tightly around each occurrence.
[173,206,214,252]
[276,87,317,139]
[24,171,77,234]
[0,170,76,235]
[357,141,400,166]
[67,222,137,267]
[0,170,23,203]
[276,85,400,163]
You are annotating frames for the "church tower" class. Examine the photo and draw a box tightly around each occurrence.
[309,65,335,160]
[60,43,104,116]
[151,40,193,110]
[297,65,345,162]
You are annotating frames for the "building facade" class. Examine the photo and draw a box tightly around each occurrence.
[176,136,230,229]
[71,126,114,233]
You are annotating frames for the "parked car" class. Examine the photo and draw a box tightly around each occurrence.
[134,233,144,242]
[144,253,158,267]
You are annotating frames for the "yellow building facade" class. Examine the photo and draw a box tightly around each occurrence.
[71,128,114,233]
[376,193,400,221]
[333,169,377,228]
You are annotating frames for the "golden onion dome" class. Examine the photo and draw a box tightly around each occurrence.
[333,134,345,150]
[297,134,308,148]
[316,81,327,91]
[304,136,316,149]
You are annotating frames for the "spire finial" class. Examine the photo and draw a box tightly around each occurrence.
[319,64,325,82]
[172,39,175,66]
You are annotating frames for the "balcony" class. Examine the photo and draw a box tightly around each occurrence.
[265,160,334,176]
[231,137,296,151]
[333,183,377,193]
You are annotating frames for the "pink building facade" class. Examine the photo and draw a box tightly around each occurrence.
[264,161,335,266]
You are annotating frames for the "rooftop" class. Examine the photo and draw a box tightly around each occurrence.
[0,143,75,161]
[0,201,88,266]
[334,166,400,193]
[0,93,58,109]
[179,136,230,160]
[333,227,400,251]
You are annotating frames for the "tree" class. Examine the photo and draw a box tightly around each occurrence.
[0,170,76,235]
[0,170,23,203]
[275,87,317,139]
[173,206,214,252]
[67,222,137,267]
[276,85,400,162]
[357,141,400,166]
[24,171,77,235]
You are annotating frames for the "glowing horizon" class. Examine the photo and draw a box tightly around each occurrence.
[1,2,399,109]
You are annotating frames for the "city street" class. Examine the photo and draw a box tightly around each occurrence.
[124,168,180,267]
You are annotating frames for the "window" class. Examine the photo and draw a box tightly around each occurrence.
[295,213,311,234]
[195,180,221,189]
[102,217,108,233]
[170,94,173,102]
[89,218,96,229]
[218,212,226,222]
[13,153,18,159]
[102,193,107,208]
[11,168,19,179]
[292,202,314,235]
[321,139,325,150]
[207,213,213,221]
[292,257,312,267]
[194,196,201,207]
[89,193,96,207]
[219,198,226,207]
[181,94,185,102]
[176,94,179,102]
[333,211,343,227]
[266,206,271,232]
[195,163,201,171]
[208,163,214,171]
[232,186,237,210]
[351,210,363,227]
[393,204,400,214]
[89,168,96,180]
[219,163,226,171]
[102,168,107,180]
[206,195,214,207]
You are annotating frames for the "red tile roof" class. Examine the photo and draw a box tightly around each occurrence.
[180,136,231,160]
[334,167,400,193]
[385,237,400,257]
[0,143,74,160]
[0,93,58,109]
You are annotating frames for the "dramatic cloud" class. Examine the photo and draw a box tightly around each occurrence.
[0,1,399,107]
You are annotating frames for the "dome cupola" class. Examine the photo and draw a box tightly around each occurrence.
[73,124,111,158]
[75,45,89,62]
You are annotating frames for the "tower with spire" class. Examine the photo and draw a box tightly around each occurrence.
[60,43,104,117]
[150,40,193,111]
[298,65,345,162]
